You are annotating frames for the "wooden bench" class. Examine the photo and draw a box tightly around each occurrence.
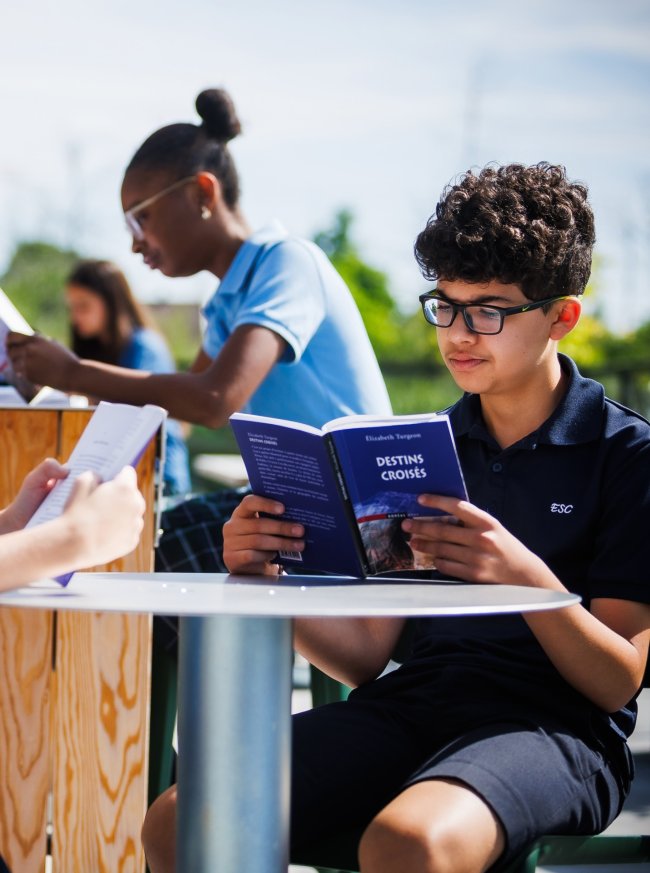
[0,407,159,873]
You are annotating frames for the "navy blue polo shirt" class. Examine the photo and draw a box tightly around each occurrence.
[357,355,650,748]
[451,354,650,607]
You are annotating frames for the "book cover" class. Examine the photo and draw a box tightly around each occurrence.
[26,400,167,585]
[230,412,467,577]
[230,415,366,576]
[326,414,467,574]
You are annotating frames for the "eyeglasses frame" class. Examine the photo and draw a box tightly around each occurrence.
[418,292,571,335]
[124,175,197,240]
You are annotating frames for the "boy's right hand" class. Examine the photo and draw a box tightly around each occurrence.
[62,466,146,567]
[223,494,305,576]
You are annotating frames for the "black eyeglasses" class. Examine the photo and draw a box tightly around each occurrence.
[418,292,569,335]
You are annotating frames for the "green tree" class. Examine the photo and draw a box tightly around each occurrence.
[1,241,79,341]
[314,210,449,371]
[314,209,400,360]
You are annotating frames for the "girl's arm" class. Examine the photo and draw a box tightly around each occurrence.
[7,324,286,428]
[404,494,650,711]
[223,494,405,686]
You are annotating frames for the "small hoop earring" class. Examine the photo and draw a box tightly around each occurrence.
[201,206,212,220]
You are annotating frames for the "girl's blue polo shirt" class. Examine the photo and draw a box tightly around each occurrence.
[201,222,392,427]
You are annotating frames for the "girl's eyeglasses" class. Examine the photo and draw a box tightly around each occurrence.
[124,176,196,240]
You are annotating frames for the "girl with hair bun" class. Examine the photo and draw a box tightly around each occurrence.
[9,88,391,570]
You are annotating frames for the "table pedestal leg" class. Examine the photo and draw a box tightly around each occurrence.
[177,615,293,873]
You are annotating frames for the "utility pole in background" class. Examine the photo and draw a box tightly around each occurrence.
[460,58,487,171]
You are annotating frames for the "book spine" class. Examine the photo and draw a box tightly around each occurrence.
[324,433,371,575]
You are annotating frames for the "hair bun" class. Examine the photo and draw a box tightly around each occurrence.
[195,89,242,142]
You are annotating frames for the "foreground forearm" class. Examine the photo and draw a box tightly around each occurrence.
[294,616,404,687]
[0,517,97,589]
[525,598,650,712]
[66,362,231,428]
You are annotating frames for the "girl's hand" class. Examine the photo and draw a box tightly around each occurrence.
[0,458,69,533]
[61,466,146,566]
[223,494,305,576]
[402,494,556,589]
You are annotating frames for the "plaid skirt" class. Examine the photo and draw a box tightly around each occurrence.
[153,487,251,655]
[155,487,251,573]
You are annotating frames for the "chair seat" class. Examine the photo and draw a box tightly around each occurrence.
[292,832,650,872]
[291,828,358,872]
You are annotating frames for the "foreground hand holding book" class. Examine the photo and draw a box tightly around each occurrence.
[230,411,467,577]
[27,400,167,584]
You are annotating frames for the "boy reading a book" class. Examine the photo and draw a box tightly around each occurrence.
[142,162,650,873]
[0,459,145,588]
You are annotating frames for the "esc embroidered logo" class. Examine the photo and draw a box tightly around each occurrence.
[551,503,574,514]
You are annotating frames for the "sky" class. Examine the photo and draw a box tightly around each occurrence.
[0,0,649,332]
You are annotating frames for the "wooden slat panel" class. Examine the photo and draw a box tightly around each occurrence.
[0,409,61,872]
[0,409,60,502]
[50,411,157,873]
[0,610,52,873]
[0,408,158,873]
[52,611,150,873]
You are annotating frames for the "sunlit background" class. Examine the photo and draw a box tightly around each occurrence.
[1,0,648,330]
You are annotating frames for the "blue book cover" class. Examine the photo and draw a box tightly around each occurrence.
[230,412,467,577]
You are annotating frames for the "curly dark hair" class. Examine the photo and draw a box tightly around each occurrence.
[414,163,595,300]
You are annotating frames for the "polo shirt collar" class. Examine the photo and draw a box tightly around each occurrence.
[217,219,288,297]
[449,354,604,447]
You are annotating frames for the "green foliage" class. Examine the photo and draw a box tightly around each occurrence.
[314,209,403,362]
[385,372,460,415]
[599,321,650,368]
[558,314,612,368]
[148,304,201,370]
[314,209,446,369]
[1,241,78,341]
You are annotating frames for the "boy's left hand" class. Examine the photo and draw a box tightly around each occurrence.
[223,494,305,576]
[402,494,551,588]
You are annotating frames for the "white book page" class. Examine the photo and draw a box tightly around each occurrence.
[322,411,443,434]
[230,411,322,436]
[0,288,33,373]
[26,401,166,528]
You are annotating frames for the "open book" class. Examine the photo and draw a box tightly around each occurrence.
[0,287,53,403]
[230,411,467,577]
[27,400,167,584]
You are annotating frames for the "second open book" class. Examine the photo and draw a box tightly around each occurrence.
[27,401,167,584]
[230,411,467,577]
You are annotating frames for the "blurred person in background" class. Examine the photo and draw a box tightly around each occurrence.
[65,259,191,496]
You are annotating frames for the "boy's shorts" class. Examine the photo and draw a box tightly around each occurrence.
[290,695,632,871]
